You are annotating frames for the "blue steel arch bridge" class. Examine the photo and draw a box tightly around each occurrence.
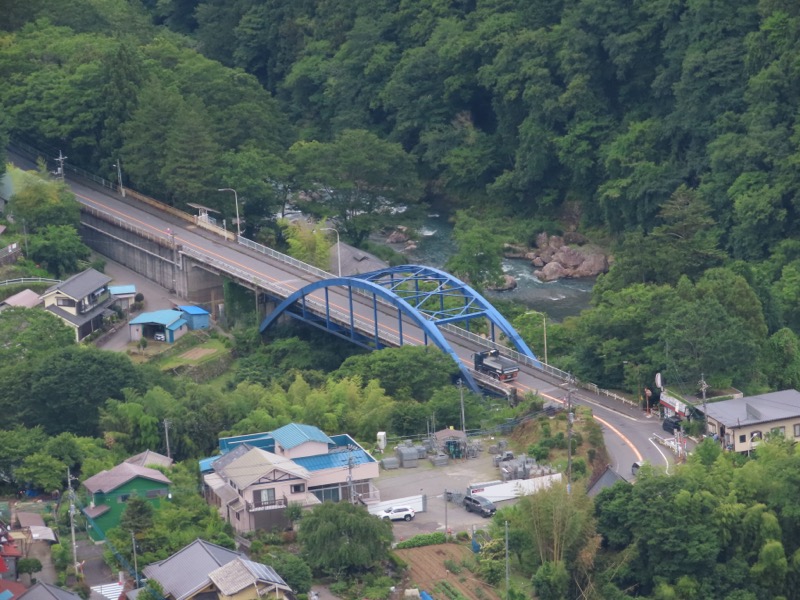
[259,265,539,393]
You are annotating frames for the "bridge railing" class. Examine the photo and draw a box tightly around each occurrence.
[181,246,402,347]
[238,236,334,280]
[82,204,173,246]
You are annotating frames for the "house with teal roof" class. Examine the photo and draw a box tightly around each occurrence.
[129,309,188,343]
[202,423,379,533]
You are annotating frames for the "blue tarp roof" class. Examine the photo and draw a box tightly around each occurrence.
[130,309,183,326]
[109,285,136,295]
[178,305,210,315]
[272,423,334,450]
[219,432,275,454]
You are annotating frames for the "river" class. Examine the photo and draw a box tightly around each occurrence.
[403,214,595,322]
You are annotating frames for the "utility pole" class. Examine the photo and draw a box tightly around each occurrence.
[164,419,171,459]
[444,489,448,539]
[504,520,510,600]
[567,389,573,495]
[114,159,125,197]
[699,373,709,436]
[131,530,139,587]
[458,379,466,435]
[55,150,67,181]
[67,468,79,580]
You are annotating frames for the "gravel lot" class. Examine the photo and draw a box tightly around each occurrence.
[373,439,516,539]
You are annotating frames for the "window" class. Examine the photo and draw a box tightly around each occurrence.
[146,489,165,498]
[57,298,75,307]
[253,488,276,506]
[739,435,746,444]
[118,494,131,503]
[771,426,785,437]
[794,424,800,438]
[291,483,306,494]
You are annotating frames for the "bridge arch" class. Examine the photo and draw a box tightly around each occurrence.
[259,265,537,392]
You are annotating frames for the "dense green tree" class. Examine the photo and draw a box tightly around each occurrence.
[289,129,421,245]
[23,347,143,436]
[299,501,392,577]
[14,452,66,493]
[28,225,91,277]
[334,346,457,401]
[7,168,81,233]
[0,307,75,365]
[0,427,49,485]
[445,211,504,291]
[120,498,156,535]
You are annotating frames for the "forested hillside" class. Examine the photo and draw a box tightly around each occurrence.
[4,0,800,393]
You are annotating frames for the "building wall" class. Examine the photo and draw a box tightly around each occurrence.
[307,462,379,488]
[708,417,800,452]
[279,441,329,460]
[220,585,290,600]
[88,478,170,539]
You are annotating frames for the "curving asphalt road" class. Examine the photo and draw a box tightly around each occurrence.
[9,151,677,475]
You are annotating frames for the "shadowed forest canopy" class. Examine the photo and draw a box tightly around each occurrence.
[6,0,800,393]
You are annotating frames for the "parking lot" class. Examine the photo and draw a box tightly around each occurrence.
[372,438,516,539]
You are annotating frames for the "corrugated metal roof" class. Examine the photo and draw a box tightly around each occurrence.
[167,318,187,331]
[129,309,183,326]
[199,456,220,472]
[294,447,374,472]
[142,539,241,600]
[108,285,136,295]
[271,423,333,450]
[702,389,800,427]
[82,462,171,494]
[42,269,111,301]
[178,305,210,315]
[218,432,275,454]
[220,448,310,489]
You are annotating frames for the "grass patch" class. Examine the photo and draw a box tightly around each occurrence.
[157,337,228,370]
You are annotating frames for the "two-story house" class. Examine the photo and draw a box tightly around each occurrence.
[202,423,379,534]
[134,539,292,600]
[41,269,115,341]
[81,461,172,540]
[700,389,800,453]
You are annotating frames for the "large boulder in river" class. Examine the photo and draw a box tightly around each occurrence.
[487,274,518,291]
[535,262,567,282]
[387,228,410,243]
[573,253,609,277]
[551,246,585,269]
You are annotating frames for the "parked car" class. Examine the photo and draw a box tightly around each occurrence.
[379,506,415,521]
[662,415,683,434]
[463,495,496,517]
[154,332,166,342]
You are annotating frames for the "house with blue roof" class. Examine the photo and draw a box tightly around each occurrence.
[109,284,136,312]
[129,309,188,343]
[202,423,379,533]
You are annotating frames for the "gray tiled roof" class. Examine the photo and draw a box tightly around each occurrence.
[142,539,241,600]
[587,466,629,498]
[18,583,82,600]
[82,462,171,494]
[700,389,800,428]
[208,557,289,596]
[43,269,111,300]
[125,450,174,469]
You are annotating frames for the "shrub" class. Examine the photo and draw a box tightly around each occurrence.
[530,444,550,462]
[572,457,587,477]
[444,559,462,574]
[387,552,408,570]
[395,532,446,549]
[329,581,349,597]
[456,531,470,542]
[134,292,144,302]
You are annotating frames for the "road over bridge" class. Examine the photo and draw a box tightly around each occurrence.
[9,148,677,477]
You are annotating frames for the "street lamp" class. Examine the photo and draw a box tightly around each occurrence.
[217,188,241,238]
[524,311,548,364]
[113,159,125,197]
[320,227,341,277]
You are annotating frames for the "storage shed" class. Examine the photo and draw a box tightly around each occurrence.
[129,309,188,343]
[178,305,211,330]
